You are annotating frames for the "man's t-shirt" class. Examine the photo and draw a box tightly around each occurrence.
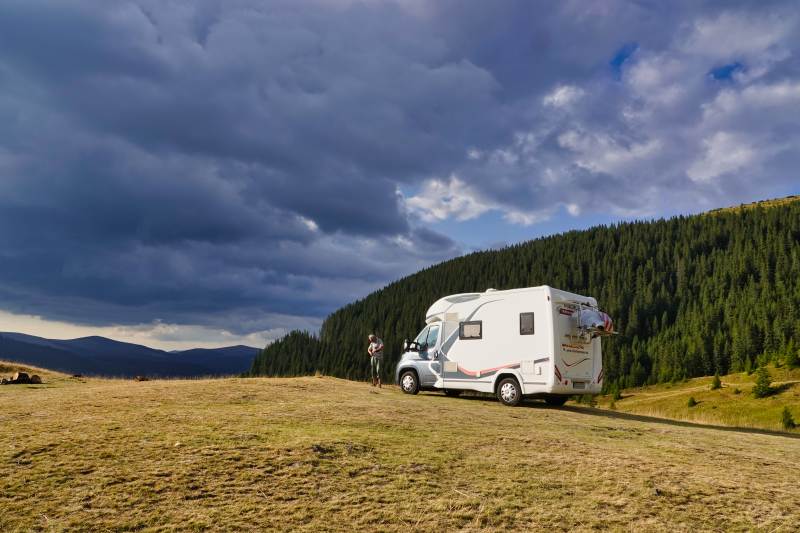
[369,339,384,358]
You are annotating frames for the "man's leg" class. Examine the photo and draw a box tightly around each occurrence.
[371,356,377,386]
[376,357,381,388]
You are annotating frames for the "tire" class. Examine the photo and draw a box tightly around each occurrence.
[443,389,462,397]
[545,396,568,406]
[399,370,419,395]
[496,377,522,407]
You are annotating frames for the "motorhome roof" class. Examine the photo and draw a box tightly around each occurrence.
[425,285,597,322]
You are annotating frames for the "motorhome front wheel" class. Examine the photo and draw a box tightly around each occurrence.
[400,371,419,395]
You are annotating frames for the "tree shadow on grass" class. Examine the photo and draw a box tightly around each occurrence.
[424,391,800,440]
[555,405,800,440]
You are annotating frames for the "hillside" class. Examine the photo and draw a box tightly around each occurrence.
[0,332,258,377]
[2,370,799,531]
[594,365,800,432]
[251,197,800,388]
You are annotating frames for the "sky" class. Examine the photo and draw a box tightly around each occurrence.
[1,0,799,350]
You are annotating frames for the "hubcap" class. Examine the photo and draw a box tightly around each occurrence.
[500,382,517,403]
[402,375,415,391]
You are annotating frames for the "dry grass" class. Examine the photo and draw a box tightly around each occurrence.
[596,366,800,433]
[2,364,800,532]
[706,194,800,215]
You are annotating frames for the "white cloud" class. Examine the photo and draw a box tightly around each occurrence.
[404,175,554,226]
[687,132,756,182]
[680,11,795,60]
[543,85,585,108]
[557,130,662,175]
[705,81,800,119]
[405,175,492,222]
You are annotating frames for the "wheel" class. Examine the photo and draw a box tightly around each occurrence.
[400,371,419,395]
[443,389,462,397]
[496,377,522,406]
[545,396,568,406]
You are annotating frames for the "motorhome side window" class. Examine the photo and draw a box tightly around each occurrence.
[459,321,482,340]
[520,312,535,335]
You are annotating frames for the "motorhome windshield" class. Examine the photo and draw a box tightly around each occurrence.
[413,325,440,347]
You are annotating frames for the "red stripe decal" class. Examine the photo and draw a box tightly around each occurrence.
[562,357,590,368]
[554,365,562,382]
[456,362,520,377]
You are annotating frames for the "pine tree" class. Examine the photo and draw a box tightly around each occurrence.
[786,348,799,369]
[710,372,721,390]
[781,407,796,430]
[752,366,773,398]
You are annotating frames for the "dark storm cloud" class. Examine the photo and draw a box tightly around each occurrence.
[1,0,799,342]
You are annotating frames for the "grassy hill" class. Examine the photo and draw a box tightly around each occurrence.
[594,365,800,433]
[2,363,799,531]
[251,196,800,390]
[707,194,800,214]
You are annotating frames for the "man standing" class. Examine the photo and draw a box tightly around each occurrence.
[367,334,384,388]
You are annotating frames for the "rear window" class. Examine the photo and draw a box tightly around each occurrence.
[459,321,482,340]
[520,312,535,335]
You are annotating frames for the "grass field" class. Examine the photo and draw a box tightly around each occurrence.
[594,366,800,433]
[706,194,800,214]
[2,361,800,532]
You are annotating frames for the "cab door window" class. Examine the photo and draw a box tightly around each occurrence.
[426,325,440,348]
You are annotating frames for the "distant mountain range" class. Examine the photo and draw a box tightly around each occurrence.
[0,332,259,377]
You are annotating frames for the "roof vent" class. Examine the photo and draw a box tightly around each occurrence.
[485,288,497,292]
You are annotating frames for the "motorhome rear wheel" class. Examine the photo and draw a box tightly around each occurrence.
[496,377,522,406]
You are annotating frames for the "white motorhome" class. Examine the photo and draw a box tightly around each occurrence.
[394,285,615,406]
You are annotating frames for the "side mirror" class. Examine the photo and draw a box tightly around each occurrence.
[403,339,409,351]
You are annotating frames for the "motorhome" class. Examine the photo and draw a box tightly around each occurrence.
[394,285,615,406]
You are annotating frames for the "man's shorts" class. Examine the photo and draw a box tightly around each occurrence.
[370,355,382,376]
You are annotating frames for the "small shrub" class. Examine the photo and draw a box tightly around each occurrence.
[608,399,617,410]
[575,394,596,407]
[710,373,721,390]
[781,407,796,430]
[733,388,741,395]
[687,396,698,407]
[786,350,799,369]
[610,383,622,401]
[752,367,773,398]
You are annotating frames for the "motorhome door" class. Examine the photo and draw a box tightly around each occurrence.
[416,324,441,386]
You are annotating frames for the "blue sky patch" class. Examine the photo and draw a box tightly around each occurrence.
[610,42,639,79]
[709,62,743,81]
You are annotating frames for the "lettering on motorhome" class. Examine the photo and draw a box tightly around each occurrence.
[561,343,589,354]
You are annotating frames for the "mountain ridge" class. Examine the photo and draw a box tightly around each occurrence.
[0,332,258,377]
